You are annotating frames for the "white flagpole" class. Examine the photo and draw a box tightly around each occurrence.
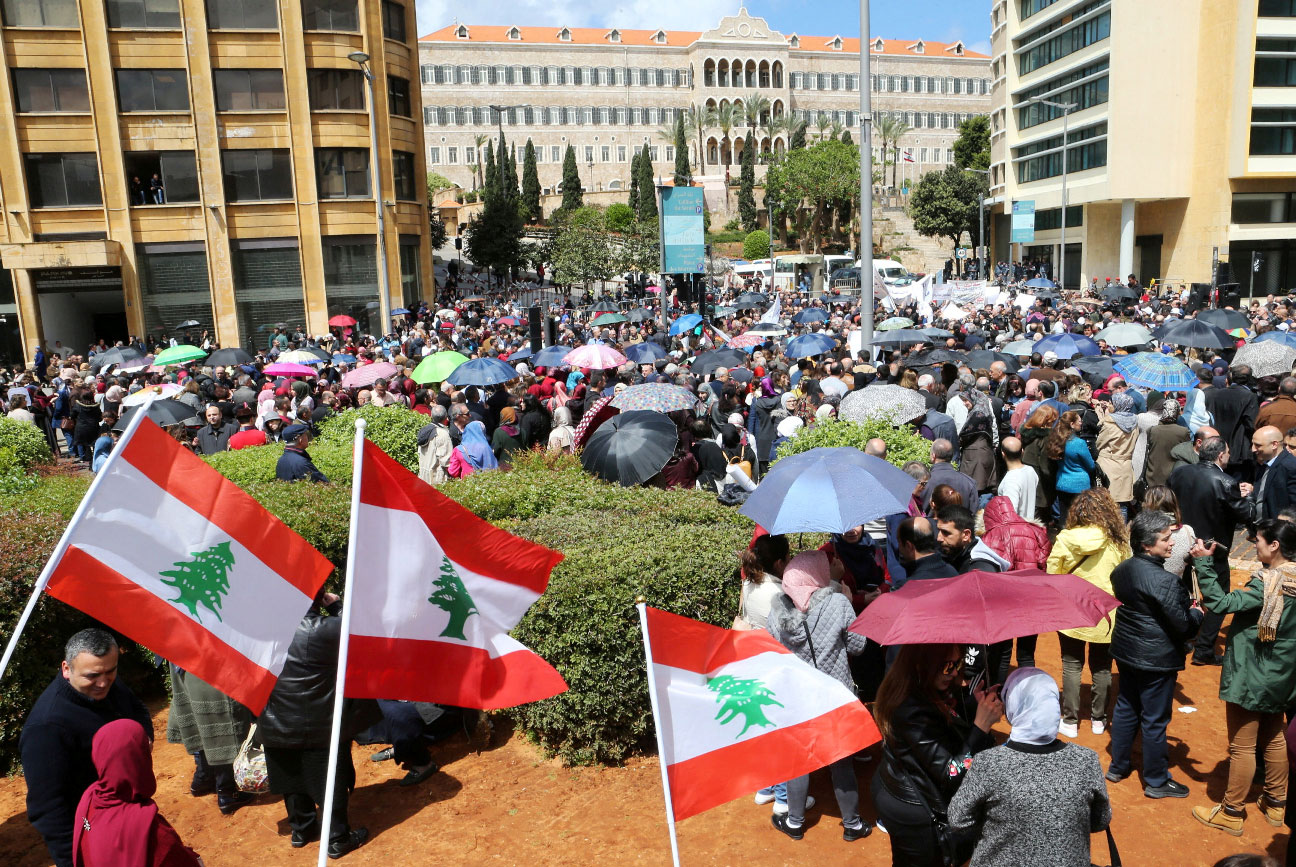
[0,406,152,683]
[317,418,366,866]
[636,600,681,867]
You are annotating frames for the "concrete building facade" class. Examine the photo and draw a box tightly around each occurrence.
[988,0,1296,294]
[418,9,991,198]
[0,0,433,363]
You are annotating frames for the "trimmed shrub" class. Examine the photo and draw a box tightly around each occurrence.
[605,202,634,232]
[317,405,423,472]
[203,441,351,487]
[743,229,771,261]
[775,417,932,469]
[0,418,52,468]
[241,480,352,585]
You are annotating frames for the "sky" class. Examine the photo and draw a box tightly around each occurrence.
[413,0,992,56]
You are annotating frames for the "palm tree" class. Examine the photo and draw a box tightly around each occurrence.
[741,91,771,137]
[874,115,912,190]
[473,133,489,190]
[712,102,739,172]
[686,105,709,176]
[814,112,832,142]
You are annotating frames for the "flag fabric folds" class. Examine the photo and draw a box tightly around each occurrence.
[45,418,332,713]
[345,440,567,709]
[640,605,881,822]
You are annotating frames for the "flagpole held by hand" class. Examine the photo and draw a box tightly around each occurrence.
[317,418,365,866]
[636,599,681,867]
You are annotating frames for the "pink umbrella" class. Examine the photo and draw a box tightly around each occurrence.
[563,344,627,369]
[341,361,398,389]
[263,362,318,378]
[645,285,661,294]
[727,332,766,349]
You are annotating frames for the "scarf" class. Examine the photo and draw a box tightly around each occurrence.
[1004,666,1061,746]
[1109,391,1138,433]
[781,550,832,612]
[1257,562,1296,642]
[964,389,999,449]
[457,421,498,470]
[72,720,159,867]
[498,406,520,437]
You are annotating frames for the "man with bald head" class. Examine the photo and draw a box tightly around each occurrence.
[1250,425,1296,520]
[997,436,1038,520]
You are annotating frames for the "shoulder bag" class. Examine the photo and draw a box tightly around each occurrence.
[233,724,269,794]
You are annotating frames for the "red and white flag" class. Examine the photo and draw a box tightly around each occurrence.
[640,605,880,821]
[345,440,567,709]
[45,417,332,713]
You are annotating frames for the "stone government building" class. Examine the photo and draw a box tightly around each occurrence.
[418,9,992,198]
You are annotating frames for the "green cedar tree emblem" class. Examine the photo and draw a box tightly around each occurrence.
[707,674,783,739]
[158,541,235,624]
[428,555,478,639]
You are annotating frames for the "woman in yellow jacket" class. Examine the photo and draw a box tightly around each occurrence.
[1047,487,1131,739]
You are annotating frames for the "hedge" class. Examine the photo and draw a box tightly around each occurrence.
[775,416,932,469]
[317,404,424,472]
[0,418,53,469]
[743,229,771,261]
[203,441,352,486]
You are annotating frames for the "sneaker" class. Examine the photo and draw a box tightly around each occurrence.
[841,821,873,842]
[1258,794,1286,827]
[1091,720,1106,735]
[875,820,889,835]
[1058,721,1079,738]
[1192,804,1244,836]
[1104,767,1130,784]
[772,796,815,815]
[1145,779,1190,799]
[327,828,369,859]
[754,789,777,806]
[369,747,395,763]
[771,813,804,841]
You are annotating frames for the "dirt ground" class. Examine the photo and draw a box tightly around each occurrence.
[0,594,1287,866]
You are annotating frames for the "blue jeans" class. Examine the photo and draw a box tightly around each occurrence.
[756,781,787,803]
[1108,662,1177,787]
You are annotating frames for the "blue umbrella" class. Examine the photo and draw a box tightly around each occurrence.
[1025,277,1058,289]
[331,353,357,364]
[446,357,520,387]
[786,333,837,359]
[793,308,829,324]
[1034,332,1101,358]
[1113,353,1197,391]
[1256,331,1296,350]
[391,307,411,315]
[624,342,667,364]
[509,346,534,361]
[532,345,572,368]
[668,313,704,336]
[740,447,917,534]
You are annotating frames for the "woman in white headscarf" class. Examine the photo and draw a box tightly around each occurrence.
[547,405,575,454]
[948,667,1112,867]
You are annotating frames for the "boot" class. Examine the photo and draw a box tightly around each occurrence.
[1257,794,1286,827]
[1191,804,1244,837]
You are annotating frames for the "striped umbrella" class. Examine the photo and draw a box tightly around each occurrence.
[340,361,398,389]
[564,344,627,369]
[1112,353,1197,391]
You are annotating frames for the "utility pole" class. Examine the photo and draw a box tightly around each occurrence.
[859,0,874,355]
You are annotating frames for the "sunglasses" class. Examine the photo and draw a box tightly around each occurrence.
[941,659,962,675]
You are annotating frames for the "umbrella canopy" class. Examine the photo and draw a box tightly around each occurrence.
[121,383,183,406]
[532,346,573,368]
[920,327,955,339]
[865,329,931,348]
[964,350,1020,373]
[1024,277,1058,289]
[572,395,618,450]
[728,368,754,384]
[412,351,469,384]
[89,346,145,371]
[668,313,704,335]
[839,385,928,426]
[462,295,487,303]
[1232,341,1296,378]
[564,344,627,369]
[1033,332,1101,359]
[328,314,357,327]
[340,361,399,389]
[445,357,518,387]
[623,342,668,364]
[153,344,207,366]
[625,308,655,323]
[1150,317,1183,339]
[114,399,199,432]
[850,569,1119,645]
[1159,319,1235,349]
[496,316,520,327]
[331,353,357,364]
[390,307,410,315]
[204,347,255,367]
[591,312,629,326]
[1198,308,1250,332]
[1257,331,1296,350]
[747,322,787,336]
[580,410,678,487]
[691,348,748,375]
[740,447,917,534]
[1100,285,1139,303]
[1002,338,1037,356]
[734,292,768,309]
[1071,355,1116,388]
[713,305,738,317]
[173,319,201,330]
[1113,353,1196,391]
[727,332,768,349]
[876,316,915,331]
[508,346,534,362]
[786,333,837,359]
[609,383,701,414]
[1094,323,1154,347]
[793,308,830,324]
[276,349,324,365]
[262,362,318,378]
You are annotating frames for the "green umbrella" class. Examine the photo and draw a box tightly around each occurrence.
[876,317,915,331]
[412,351,469,384]
[153,344,208,366]
[591,312,629,326]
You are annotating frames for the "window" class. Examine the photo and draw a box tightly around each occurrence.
[648,146,658,161]
[618,145,626,162]
[323,238,378,334]
[1018,5,1110,75]
[301,0,357,31]
[1261,0,1296,13]
[106,0,179,27]
[213,69,285,111]
[584,146,594,162]
[428,147,440,164]
[1016,60,1110,129]
[550,146,560,162]
[307,68,364,110]
[2,0,77,25]
[1020,0,1061,18]
[601,146,610,162]
[447,147,457,164]
[398,236,421,307]
[206,0,275,29]
[12,68,89,112]
[221,149,293,201]
[116,69,189,112]
[1034,206,1083,230]
[1015,122,1108,182]
[231,240,305,347]
[136,244,215,339]
[387,151,416,202]
[1233,192,1295,223]
[1252,108,1296,155]
[124,151,199,203]
[315,148,369,198]
[25,153,100,207]
[1256,39,1296,86]
[387,76,410,116]
[381,0,405,41]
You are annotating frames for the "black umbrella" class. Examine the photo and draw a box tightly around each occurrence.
[1071,355,1116,388]
[625,308,655,323]
[1151,317,1183,340]
[1160,319,1235,349]
[926,349,970,365]
[965,350,1021,373]
[1198,308,1250,332]
[205,348,254,367]
[173,319,201,330]
[89,346,145,372]
[580,410,679,487]
[691,348,748,375]
[734,292,768,309]
[113,399,200,432]
[1101,285,1139,304]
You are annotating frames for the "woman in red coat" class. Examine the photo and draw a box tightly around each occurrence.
[981,495,1051,669]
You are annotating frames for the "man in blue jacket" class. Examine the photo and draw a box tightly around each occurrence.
[275,424,328,483]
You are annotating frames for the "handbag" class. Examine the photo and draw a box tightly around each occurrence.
[232,724,269,794]
[1092,827,1122,867]
[725,449,753,483]
[881,742,961,867]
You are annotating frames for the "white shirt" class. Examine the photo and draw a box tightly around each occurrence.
[740,574,784,630]
[997,465,1039,521]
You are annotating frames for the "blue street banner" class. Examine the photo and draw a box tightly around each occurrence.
[660,186,706,274]
[1011,200,1036,244]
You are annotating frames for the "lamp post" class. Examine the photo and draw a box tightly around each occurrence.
[1028,97,1077,290]
[348,51,391,335]
[764,191,774,292]
[859,0,875,354]
[967,168,989,279]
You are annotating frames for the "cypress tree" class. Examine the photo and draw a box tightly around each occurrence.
[560,143,583,211]
[505,143,519,201]
[790,122,806,151]
[673,113,691,187]
[627,149,641,214]
[482,144,498,201]
[841,130,853,145]
[738,133,756,231]
[636,150,657,222]
[521,140,541,223]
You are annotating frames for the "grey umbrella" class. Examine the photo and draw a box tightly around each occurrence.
[839,385,928,426]
[580,410,678,487]
[113,399,200,432]
[1232,342,1296,378]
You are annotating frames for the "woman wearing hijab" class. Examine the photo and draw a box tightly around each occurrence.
[1009,378,1041,434]
[948,668,1112,867]
[73,719,203,867]
[447,420,499,478]
[1141,398,1190,489]
[547,405,575,453]
[491,406,525,462]
[957,389,999,500]
[1095,390,1139,518]
[1193,518,1296,836]
[765,551,871,842]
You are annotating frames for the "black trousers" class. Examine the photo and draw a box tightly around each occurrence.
[1194,550,1231,660]
[192,750,236,795]
[871,774,957,867]
[265,746,354,843]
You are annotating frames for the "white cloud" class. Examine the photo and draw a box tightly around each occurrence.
[415,0,736,36]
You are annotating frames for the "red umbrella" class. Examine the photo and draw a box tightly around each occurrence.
[849,569,1119,646]
[572,395,618,450]
[328,314,357,327]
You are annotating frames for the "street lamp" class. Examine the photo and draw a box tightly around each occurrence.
[1028,96,1077,290]
[967,168,989,279]
[348,51,392,334]
[763,191,774,291]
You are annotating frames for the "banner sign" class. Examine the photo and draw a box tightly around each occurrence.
[931,280,993,306]
[659,186,706,274]
[1011,200,1036,244]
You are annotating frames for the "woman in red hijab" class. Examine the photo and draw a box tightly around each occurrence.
[73,719,202,867]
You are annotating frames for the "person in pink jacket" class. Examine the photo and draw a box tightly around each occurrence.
[447,421,498,478]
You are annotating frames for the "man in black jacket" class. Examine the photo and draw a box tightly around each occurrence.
[21,629,151,867]
[893,516,958,589]
[1107,511,1207,799]
[1250,425,1296,521]
[1205,364,1260,481]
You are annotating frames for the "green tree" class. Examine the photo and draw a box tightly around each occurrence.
[707,674,783,738]
[482,144,498,201]
[738,132,757,231]
[908,164,985,248]
[465,136,525,282]
[428,209,447,251]
[712,102,739,171]
[740,91,771,139]
[636,151,657,222]
[764,139,860,253]
[672,113,691,187]
[789,119,807,151]
[428,555,478,640]
[742,229,770,261]
[473,133,490,189]
[521,140,541,223]
[627,149,641,214]
[875,115,912,189]
[953,115,992,172]
[560,144,583,211]
[498,135,518,203]
[550,206,615,291]
[606,202,634,232]
[426,172,453,200]
[620,217,660,275]
[687,104,709,176]
[841,129,853,145]
[159,541,235,624]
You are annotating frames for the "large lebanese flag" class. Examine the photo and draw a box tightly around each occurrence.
[345,440,567,709]
[46,418,332,713]
[642,606,881,821]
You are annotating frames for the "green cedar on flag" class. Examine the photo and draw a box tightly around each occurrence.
[159,542,235,624]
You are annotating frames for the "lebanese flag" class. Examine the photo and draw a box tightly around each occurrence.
[345,440,567,709]
[45,418,332,713]
[642,606,880,821]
